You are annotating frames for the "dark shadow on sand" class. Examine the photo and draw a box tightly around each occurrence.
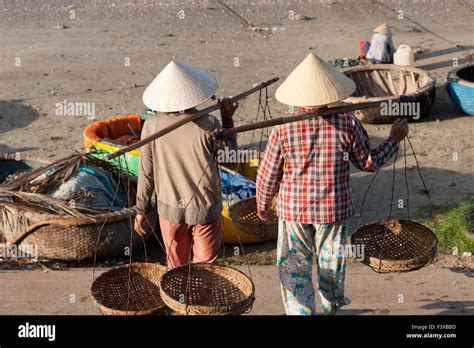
[415,46,474,61]
[419,300,474,315]
[449,267,474,278]
[0,100,39,134]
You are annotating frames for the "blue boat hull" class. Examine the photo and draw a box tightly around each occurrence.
[447,82,474,116]
[447,63,474,116]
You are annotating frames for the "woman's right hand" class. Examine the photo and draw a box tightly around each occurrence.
[389,118,409,143]
[134,212,149,236]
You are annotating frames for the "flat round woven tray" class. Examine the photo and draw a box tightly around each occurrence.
[228,197,278,241]
[90,263,170,315]
[160,263,255,315]
[351,219,437,273]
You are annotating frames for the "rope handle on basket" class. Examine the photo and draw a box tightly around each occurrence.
[375,147,399,272]
[243,297,255,314]
[358,166,382,228]
[359,134,436,272]
[358,136,421,227]
[403,138,411,220]
[219,87,274,282]
[173,88,274,315]
[387,147,399,221]
[406,136,438,224]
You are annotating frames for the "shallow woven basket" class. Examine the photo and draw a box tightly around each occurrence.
[160,263,255,315]
[1,205,156,261]
[351,219,437,273]
[91,263,170,315]
[228,197,278,241]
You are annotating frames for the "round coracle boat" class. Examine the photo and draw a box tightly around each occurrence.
[83,114,145,176]
[343,64,436,123]
[447,63,474,116]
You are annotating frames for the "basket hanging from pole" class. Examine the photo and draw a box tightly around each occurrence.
[90,263,170,315]
[351,219,437,273]
[351,138,438,273]
[228,197,278,241]
[159,263,255,315]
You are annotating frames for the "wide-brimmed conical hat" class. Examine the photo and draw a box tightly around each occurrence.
[275,53,356,107]
[373,23,390,35]
[143,60,217,112]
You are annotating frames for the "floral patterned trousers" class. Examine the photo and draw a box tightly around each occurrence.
[277,220,351,315]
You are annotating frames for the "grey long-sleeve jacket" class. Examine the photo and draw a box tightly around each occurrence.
[136,110,236,224]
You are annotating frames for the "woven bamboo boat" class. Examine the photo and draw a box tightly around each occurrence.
[1,205,156,261]
[343,65,436,123]
[1,153,51,241]
[351,219,437,273]
[160,263,255,315]
[447,63,474,116]
[228,197,278,241]
[91,263,170,315]
[0,152,50,183]
[0,152,156,260]
[83,114,145,176]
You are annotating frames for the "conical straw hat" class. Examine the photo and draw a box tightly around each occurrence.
[373,23,390,35]
[143,60,217,112]
[275,53,356,108]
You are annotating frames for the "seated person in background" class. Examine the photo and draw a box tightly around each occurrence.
[365,23,395,64]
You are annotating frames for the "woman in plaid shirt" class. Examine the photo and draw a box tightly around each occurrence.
[256,53,409,315]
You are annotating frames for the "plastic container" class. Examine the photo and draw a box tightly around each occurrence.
[394,45,415,66]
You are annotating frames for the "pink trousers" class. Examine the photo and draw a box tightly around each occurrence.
[159,216,222,269]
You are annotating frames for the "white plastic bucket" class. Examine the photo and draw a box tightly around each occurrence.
[394,45,415,66]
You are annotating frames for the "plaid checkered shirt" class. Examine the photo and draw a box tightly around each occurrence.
[256,111,399,223]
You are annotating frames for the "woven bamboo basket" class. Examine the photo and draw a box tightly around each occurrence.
[160,263,255,315]
[343,65,436,123]
[1,205,156,261]
[228,197,278,241]
[351,219,437,273]
[91,263,170,315]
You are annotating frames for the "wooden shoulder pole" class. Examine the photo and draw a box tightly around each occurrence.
[105,77,279,161]
[221,98,411,135]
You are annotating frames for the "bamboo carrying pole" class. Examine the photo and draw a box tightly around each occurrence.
[105,77,280,160]
[221,99,406,135]
[106,84,414,160]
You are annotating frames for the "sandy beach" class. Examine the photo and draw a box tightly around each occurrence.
[1,0,473,224]
[0,0,473,318]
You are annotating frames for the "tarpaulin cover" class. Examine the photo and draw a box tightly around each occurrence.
[219,168,256,204]
[50,165,127,210]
